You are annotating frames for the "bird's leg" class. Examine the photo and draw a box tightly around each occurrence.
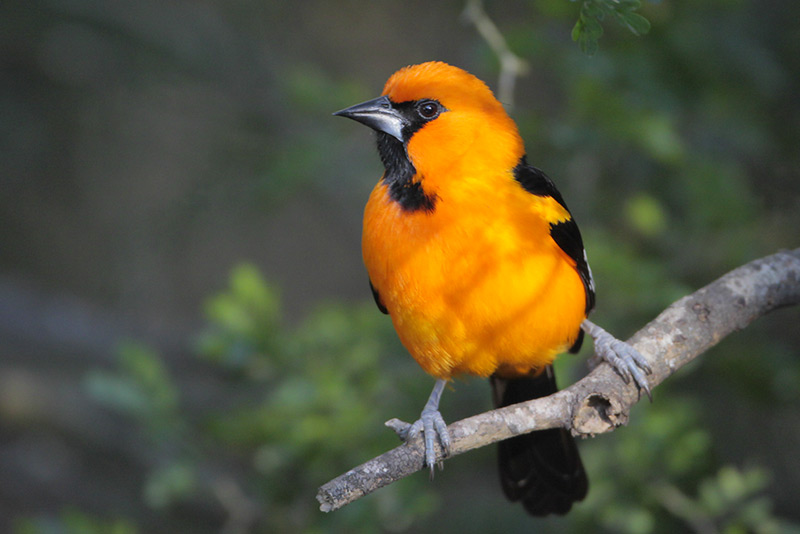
[403,378,451,475]
[582,319,653,400]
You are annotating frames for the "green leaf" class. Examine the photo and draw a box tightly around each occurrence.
[571,18,584,42]
[582,38,599,56]
[573,14,603,55]
[619,11,651,36]
[583,15,604,39]
[571,0,651,54]
[582,1,606,21]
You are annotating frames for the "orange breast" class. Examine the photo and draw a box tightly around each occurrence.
[362,173,587,380]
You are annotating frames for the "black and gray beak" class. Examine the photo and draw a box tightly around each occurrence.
[333,95,406,142]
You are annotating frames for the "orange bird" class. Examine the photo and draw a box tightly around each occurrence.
[335,61,650,516]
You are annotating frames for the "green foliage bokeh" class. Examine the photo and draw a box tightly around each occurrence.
[10,0,800,532]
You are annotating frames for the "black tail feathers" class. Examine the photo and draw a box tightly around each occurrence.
[490,366,588,516]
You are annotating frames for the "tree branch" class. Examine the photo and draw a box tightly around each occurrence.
[462,0,529,108]
[317,248,800,513]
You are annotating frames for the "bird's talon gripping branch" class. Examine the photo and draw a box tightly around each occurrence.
[582,319,653,400]
[405,379,451,472]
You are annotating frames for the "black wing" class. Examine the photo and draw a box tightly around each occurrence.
[513,157,596,322]
[369,279,388,315]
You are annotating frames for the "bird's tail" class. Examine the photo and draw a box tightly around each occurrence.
[490,366,588,516]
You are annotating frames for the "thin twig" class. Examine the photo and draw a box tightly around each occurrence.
[462,0,529,108]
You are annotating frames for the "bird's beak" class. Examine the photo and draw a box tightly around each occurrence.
[333,95,406,142]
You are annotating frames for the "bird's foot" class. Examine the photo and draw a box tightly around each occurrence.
[406,407,451,476]
[386,411,451,476]
[386,379,452,477]
[582,319,653,401]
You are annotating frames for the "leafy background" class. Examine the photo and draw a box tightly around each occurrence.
[1,0,799,532]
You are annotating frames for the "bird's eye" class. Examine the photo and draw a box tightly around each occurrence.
[417,100,441,120]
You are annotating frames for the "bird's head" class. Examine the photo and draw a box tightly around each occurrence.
[335,62,524,180]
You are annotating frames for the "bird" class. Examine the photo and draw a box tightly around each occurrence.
[334,61,651,516]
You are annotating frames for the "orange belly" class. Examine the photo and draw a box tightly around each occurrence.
[363,181,587,380]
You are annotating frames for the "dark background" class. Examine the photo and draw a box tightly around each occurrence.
[1,1,799,532]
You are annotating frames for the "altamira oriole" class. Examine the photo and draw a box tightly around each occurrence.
[335,61,651,516]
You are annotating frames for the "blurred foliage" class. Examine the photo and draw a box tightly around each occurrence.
[19,263,800,533]
[72,266,438,533]
[571,397,800,534]
[7,0,800,532]
[86,343,181,438]
[571,0,652,55]
[14,509,138,534]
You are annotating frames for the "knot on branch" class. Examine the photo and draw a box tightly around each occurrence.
[385,418,412,441]
[572,392,629,437]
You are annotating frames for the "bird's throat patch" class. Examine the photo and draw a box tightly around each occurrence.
[376,132,437,213]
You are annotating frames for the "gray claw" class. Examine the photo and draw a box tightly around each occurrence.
[433,413,451,457]
[582,319,653,401]
[406,419,423,441]
[405,379,451,474]
[402,410,450,470]
[418,408,450,469]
